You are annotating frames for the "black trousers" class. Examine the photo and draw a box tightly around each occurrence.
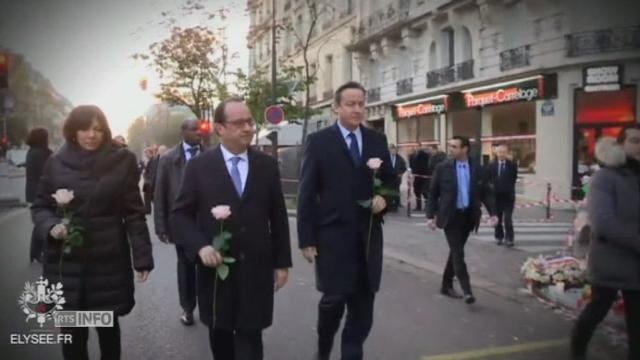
[176,245,197,313]
[143,191,153,215]
[317,291,375,360]
[209,328,263,360]
[494,192,515,242]
[442,210,473,295]
[29,227,44,261]
[62,318,121,360]
[571,286,640,359]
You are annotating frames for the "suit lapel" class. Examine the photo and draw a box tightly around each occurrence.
[211,147,242,205]
[241,149,259,203]
[331,123,357,167]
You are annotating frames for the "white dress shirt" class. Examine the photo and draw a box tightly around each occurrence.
[220,144,249,192]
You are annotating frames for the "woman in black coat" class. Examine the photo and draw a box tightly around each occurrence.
[31,105,154,360]
[25,127,52,262]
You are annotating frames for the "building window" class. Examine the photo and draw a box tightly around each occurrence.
[428,41,437,70]
[442,27,455,67]
[461,26,473,61]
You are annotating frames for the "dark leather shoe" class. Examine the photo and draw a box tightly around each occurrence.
[440,288,463,299]
[496,239,504,246]
[314,353,330,360]
[464,294,476,304]
[180,311,194,326]
[505,240,514,248]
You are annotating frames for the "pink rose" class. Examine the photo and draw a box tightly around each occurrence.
[211,205,232,220]
[366,158,383,171]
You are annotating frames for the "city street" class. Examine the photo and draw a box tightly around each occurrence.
[0,201,622,360]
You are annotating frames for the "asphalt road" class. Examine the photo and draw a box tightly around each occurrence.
[0,208,622,360]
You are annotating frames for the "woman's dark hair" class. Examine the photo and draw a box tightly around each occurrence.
[62,105,112,146]
[25,127,49,148]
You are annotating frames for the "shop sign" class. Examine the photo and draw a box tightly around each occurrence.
[396,98,447,118]
[583,65,622,92]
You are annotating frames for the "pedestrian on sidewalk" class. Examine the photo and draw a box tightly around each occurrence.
[297,82,395,360]
[409,145,430,212]
[142,145,159,215]
[25,126,52,263]
[154,118,203,326]
[427,136,497,304]
[171,99,291,360]
[388,144,407,212]
[31,105,154,360]
[487,144,518,247]
[570,126,640,360]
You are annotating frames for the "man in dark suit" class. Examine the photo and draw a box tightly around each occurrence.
[488,144,518,247]
[154,118,203,326]
[171,99,291,360]
[297,82,395,360]
[389,144,407,212]
[409,146,430,211]
[427,136,496,304]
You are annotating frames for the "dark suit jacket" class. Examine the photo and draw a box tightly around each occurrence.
[297,123,395,294]
[488,160,518,195]
[170,146,292,330]
[153,143,188,239]
[409,150,430,176]
[391,154,407,189]
[25,147,52,202]
[427,158,496,231]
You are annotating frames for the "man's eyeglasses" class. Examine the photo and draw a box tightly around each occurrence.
[224,119,255,128]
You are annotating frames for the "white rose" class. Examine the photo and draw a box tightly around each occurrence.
[52,189,74,206]
[366,158,383,171]
[211,205,232,220]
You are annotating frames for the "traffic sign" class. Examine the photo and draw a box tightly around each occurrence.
[264,105,285,125]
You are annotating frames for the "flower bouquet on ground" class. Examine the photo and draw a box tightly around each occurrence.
[521,254,586,289]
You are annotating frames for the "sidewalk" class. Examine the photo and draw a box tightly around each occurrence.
[0,161,27,211]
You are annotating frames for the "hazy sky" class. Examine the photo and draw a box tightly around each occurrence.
[0,0,250,136]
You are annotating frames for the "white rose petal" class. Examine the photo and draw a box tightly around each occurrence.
[211,205,232,220]
[366,158,383,170]
[52,189,74,206]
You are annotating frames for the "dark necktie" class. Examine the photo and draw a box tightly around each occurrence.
[347,133,361,165]
[187,146,199,160]
[499,162,505,178]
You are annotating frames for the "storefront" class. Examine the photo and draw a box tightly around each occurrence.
[447,74,557,172]
[393,95,447,159]
[572,65,637,199]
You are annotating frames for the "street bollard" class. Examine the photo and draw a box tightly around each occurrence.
[546,182,552,220]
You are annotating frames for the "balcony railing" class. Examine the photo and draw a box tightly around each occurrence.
[322,89,334,101]
[500,45,530,71]
[358,0,411,39]
[396,77,413,96]
[367,87,381,102]
[426,59,475,88]
[566,25,640,57]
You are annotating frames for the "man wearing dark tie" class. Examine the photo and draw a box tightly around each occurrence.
[297,82,395,360]
[171,99,292,360]
[154,118,203,325]
[489,144,518,247]
[389,144,407,212]
[427,136,496,304]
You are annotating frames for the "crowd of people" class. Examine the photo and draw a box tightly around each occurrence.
[18,81,640,360]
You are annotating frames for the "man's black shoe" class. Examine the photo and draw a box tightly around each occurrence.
[505,241,514,248]
[180,311,194,326]
[496,239,504,246]
[464,294,476,304]
[440,288,463,299]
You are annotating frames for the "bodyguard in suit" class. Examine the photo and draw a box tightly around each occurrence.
[488,144,518,247]
[297,82,395,360]
[389,144,407,212]
[171,99,291,360]
[154,118,203,326]
[427,136,497,304]
[409,146,430,211]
